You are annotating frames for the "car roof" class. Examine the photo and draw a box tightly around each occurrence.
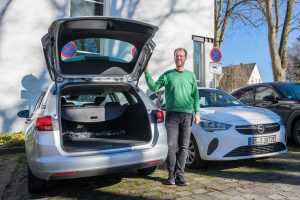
[232,82,300,92]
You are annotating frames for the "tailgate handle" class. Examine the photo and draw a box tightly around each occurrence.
[90,116,98,120]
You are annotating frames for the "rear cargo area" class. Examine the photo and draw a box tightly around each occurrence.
[60,83,152,152]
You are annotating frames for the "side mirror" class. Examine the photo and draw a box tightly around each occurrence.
[263,95,276,102]
[18,110,29,118]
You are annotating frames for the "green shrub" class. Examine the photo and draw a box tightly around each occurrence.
[0,132,25,148]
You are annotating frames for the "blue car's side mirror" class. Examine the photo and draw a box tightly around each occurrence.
[18,110,30,118]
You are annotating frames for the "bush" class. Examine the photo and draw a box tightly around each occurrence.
[0,132,25,148]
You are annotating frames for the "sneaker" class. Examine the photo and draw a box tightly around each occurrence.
[175,175,187,186]
[165,172,175,185]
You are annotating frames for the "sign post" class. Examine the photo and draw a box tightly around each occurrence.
[210,47,222,88]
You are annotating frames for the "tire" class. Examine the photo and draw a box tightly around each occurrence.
[186,135,206,169]
[28,166,47,194]
[293,120,300,146]
[137,166,157,176]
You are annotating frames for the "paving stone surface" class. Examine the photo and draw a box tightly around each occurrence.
[0,143,299,200]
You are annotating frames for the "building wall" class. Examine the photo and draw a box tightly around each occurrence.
[109,1,214,90]
[0,0,214,132]
[248,65,262,84]
[0,0,70,132]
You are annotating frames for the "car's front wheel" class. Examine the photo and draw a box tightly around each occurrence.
[28,166,47,194]
[137,166,157,176]
[292,120,300,146]
[186,135,206,169]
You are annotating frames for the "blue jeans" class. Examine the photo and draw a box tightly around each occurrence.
[165,111,193,176]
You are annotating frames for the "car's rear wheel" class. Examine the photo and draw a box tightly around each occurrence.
[186,135,206,169]
[137,166,157,176]
[293,120,300,146]
[28,166,47,194]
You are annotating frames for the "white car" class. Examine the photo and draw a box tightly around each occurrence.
[150,88,287,168]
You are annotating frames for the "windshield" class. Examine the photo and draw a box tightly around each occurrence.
[199,89,243,107]
[273,84,300,100]
[60,38,137,63]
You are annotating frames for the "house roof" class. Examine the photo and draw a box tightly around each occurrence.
[218,63,257,92]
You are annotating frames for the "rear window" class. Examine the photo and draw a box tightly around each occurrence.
[61,38,137,63]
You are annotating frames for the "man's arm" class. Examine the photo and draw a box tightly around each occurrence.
[191,75,200,123]
[144,66,166,92]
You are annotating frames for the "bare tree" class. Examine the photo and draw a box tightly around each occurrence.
[215,0,298,81]
[259,0,296,81]
[214,0,248,48]
[287,40,300,81]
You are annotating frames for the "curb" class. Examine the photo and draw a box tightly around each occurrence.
[0,146,25,155]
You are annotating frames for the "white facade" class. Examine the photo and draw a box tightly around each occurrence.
[248,64,262,84]
[0,0,214,132]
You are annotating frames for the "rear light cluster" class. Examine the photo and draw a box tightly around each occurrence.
[35,116,53,131]
[156,110,164,123]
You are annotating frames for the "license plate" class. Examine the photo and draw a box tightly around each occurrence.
[248,135,276,146]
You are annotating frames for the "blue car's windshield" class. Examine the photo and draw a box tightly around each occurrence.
[199,89,243,107]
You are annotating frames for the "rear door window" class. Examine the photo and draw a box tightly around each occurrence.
[255,87,278,100]
[31,91,47,117]
[115,92,129,105]
[234,88,254,101]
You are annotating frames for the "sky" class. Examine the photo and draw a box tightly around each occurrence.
[221,7,299,83]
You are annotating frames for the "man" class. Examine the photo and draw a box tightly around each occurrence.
[144,48,200,186]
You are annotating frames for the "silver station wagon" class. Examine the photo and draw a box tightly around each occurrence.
[18,17,168,194]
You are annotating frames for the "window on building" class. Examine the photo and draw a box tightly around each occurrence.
[193,41,204,85]
[71,0,109,17]
[192,35,213,87]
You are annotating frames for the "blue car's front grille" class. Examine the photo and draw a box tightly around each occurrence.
[224,142,286,157]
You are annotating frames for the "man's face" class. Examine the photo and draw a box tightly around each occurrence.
[174,50,187,68]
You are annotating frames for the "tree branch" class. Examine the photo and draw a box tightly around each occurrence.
[219,0,232,48]
[275,0,280,36]
[279,0,295,70]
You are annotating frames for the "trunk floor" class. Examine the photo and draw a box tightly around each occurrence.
[63,138,148,152]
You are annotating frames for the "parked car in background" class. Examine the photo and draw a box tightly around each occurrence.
[17,17,168,194]
[150,88,287,168]
[231,82,300,146]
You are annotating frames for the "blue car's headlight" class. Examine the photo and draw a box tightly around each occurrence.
[200,120,231,132]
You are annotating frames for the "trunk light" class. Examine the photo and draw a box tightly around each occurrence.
[35,116,53,131]
[156,110,164,123]
[53,171,77,177]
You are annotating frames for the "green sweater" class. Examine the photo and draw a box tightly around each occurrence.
[145,69,200,115]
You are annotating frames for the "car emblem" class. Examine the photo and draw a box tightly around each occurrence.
[257,125,265,133]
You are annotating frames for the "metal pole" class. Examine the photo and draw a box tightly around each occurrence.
[214,73,216,89]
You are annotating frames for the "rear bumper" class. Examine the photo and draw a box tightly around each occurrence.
[28,144,168,180]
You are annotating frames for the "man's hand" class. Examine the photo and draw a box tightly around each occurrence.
[144,64,149,72]
[194,115,200,124]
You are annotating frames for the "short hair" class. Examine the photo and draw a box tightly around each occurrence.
[174,48,187,57]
